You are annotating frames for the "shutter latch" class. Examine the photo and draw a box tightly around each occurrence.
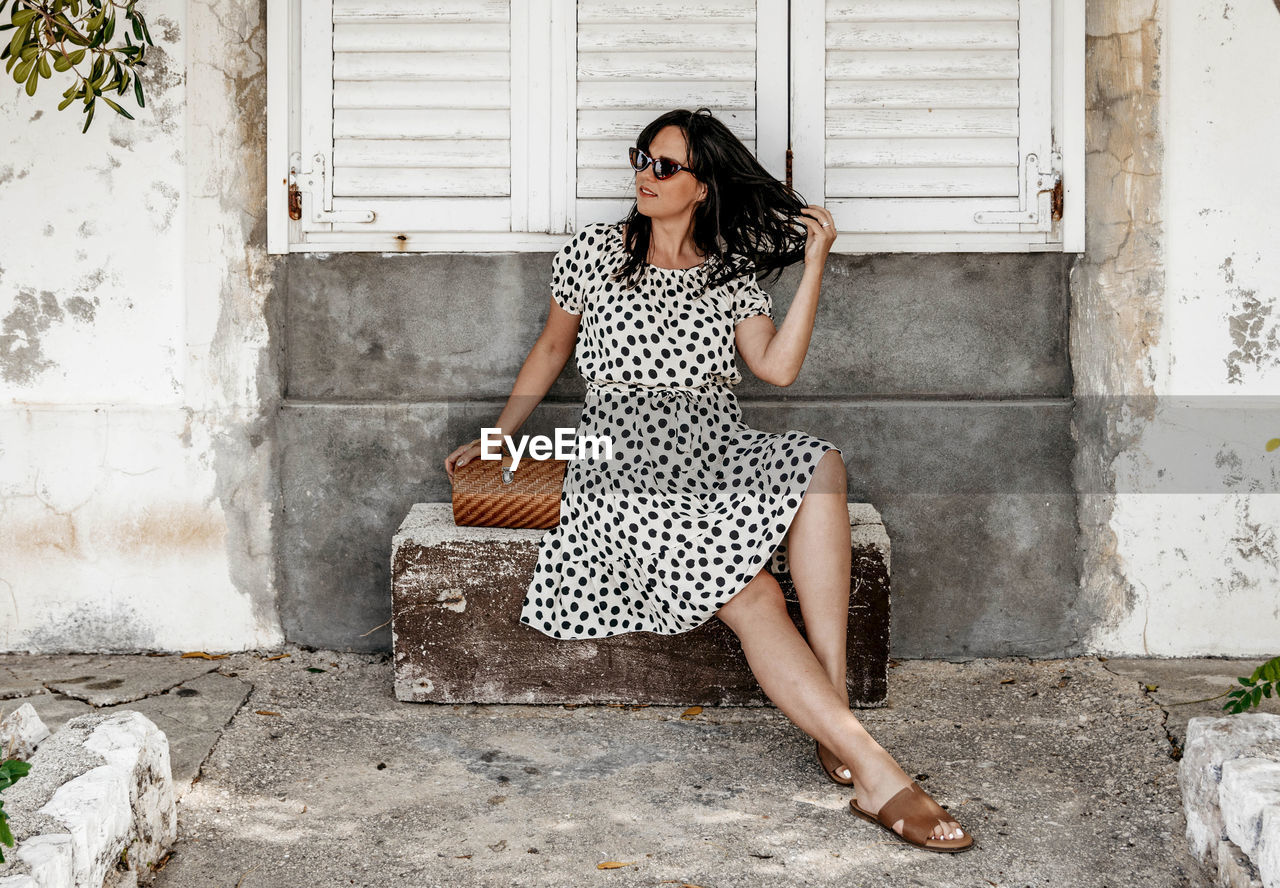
[287,152,375,224]
[973,151,1062,229]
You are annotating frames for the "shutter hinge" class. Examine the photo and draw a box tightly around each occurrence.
[287,152,375,224]
[973,150,1062,229]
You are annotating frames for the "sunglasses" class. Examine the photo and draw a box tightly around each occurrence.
[629,146,697,180]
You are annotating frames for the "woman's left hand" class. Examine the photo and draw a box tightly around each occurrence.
[797,204,837,267]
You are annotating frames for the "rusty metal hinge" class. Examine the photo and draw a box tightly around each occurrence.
[287,152,375,224]
[973,151,1062,229]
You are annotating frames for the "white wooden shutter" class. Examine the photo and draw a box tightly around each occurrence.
[573,0,789,227]
[792,0,1074,251]
[291,0,574,247]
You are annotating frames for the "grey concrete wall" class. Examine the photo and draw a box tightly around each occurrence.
[278,249,1080,658]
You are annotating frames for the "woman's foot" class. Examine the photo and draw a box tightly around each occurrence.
[847,739,965,842]
[816,740,855,783]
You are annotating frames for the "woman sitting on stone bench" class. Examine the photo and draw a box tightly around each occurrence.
[444,108,973,854]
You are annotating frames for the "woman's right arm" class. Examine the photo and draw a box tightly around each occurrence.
[444,296,582,480]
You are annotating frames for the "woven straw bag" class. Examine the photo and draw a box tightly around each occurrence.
[450,439,569,529]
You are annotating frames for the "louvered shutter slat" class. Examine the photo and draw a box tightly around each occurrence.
[790,0,1060,246]
[826,2,1021,207]
[331,7,510,204]
[574,0,772,226]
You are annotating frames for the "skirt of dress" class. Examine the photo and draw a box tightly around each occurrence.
[519,380,841,639]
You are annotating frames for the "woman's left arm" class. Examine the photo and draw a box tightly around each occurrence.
[736,204,837,387]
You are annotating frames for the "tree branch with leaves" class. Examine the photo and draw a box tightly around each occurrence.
[1,0,155,132]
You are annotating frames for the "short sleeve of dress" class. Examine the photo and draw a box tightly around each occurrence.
[731,272,774,327]
[549,225,598,316]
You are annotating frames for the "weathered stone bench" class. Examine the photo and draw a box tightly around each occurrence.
[391,502,891,706]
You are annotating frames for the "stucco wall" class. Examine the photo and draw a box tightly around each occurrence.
[1073,0,1280,656]
[0,0,282,652]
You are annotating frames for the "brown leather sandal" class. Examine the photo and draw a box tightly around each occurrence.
[848,779,974,853]
[816,740,855,785]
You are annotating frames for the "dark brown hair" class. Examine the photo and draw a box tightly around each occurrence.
[612,107,811,295]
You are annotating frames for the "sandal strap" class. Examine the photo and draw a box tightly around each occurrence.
[875,780,952,845]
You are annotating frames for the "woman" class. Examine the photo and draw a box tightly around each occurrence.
[445,108,973,853]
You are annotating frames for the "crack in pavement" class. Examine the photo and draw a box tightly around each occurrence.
[40,664,224,707]
[189,675,256,789]
[1097,659,1183,761]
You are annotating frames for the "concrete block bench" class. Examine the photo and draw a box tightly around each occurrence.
[391,502,891,706]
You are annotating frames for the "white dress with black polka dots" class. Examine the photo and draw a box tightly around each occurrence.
[519,221,841,639]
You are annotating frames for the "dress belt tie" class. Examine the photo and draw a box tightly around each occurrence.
[585,379,727,455]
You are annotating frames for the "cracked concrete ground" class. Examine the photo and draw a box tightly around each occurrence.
[2,648,1272,887]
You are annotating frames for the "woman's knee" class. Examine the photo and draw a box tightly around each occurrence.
[715,568,787,630]
[809,449,847,496]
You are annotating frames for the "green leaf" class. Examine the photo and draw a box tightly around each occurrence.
[37,53,50,78]
[138,13,150,45]
[0,761,29,779]
[81,97,94,132]
[24,60,38,95]
[1238,676,1254,686]
[133,69,142,106]
[104,11,116,46]
[1254,656,1280,684]
[57,93,74,109]
[11,8,37,27]
[1251,686,1263,709]
[100,95,133,120]
[53,50,71,71]
[130,14,141,41]
[8,18,30,58]
[69,48,85,65]
[54,13,89,45]
[1264,683,1273,699]
[13,57,31,82]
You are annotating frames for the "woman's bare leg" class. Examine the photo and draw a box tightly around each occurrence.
[786,449,854,708]
[714,568,963,842]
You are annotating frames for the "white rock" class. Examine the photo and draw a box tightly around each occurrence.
[0,711,177,888]
[1259,806,1280,888]
[1216,838,1263,888]
[1221,758,1280,861]
[0,704,50,762]
[13,833,73,887]
[1180,714,1280,865]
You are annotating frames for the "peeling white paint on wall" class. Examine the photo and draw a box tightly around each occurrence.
[1085,1,1280,656]
[0,0,282,652]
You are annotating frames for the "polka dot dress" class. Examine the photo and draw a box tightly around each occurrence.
[519,221,841,639]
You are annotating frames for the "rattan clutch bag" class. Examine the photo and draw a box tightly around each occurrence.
[450,450,569,529]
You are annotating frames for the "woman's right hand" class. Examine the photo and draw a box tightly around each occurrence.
[445,438,483,482]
